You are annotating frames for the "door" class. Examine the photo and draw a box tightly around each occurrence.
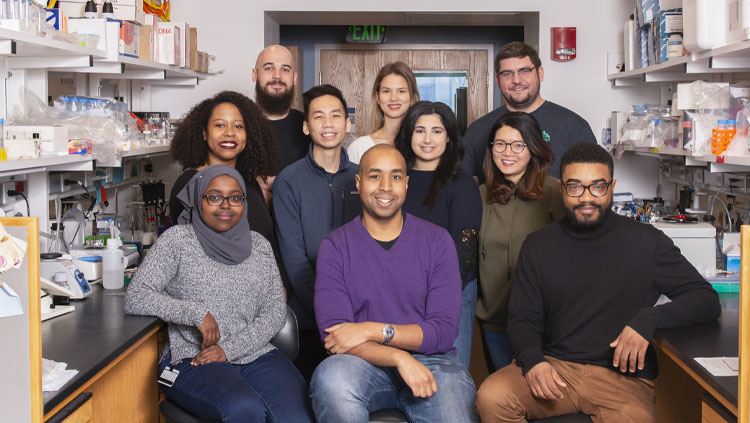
[320,48,489,137]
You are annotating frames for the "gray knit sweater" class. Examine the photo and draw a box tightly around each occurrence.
[124,225,285,365]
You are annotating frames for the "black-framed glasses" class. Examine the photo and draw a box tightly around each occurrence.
[202,194,245,207]
[562,181,613,198]
[498,66,538,80]
[490,140,527,154]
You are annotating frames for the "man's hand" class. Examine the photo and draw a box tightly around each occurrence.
[199,312,220,348]
[610,325,649,373]
[191,345,227,366]
[394,352,438,398]
[525,361,567,400]
[257,175,276,207]
[324,322,378,354]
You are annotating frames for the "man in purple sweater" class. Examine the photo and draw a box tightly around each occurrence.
[310,144,479,423]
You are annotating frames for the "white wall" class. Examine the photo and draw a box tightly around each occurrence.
[156,0,661,198]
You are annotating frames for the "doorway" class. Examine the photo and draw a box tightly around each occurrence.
[317,45,491,137]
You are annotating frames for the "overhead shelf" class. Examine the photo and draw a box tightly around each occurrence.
[620,145,750,170]
[607,39,750,85]
[0,27,106,58]
[0,145,172,175]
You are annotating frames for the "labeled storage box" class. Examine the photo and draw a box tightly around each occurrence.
[154,22,179,65]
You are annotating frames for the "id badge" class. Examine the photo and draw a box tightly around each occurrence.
[158,366,180,388]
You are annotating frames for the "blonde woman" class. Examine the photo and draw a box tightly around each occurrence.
[346,62,419,164]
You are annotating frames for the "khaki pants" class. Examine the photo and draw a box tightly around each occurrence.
[476,357,656,423]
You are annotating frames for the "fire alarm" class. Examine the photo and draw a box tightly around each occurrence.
[551,27,576,62]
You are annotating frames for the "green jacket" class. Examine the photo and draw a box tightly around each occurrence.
[476,176,564,332]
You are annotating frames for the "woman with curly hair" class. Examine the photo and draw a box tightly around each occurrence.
[476,111,563,373]
[168,91,285,285]
[394,101,482,370]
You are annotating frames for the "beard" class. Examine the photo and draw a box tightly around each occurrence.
[255,81,295,116]
[502,81,541,110]
[562,200,612,232]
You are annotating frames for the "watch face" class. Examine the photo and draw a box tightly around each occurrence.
[385,325,394,337]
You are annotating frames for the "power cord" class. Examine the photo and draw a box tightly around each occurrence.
[64,179,97,218]
[7,190,29,217]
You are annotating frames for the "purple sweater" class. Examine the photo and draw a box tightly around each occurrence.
[314,214,462,355]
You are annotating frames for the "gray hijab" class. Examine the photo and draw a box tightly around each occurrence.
[176,165,252,265]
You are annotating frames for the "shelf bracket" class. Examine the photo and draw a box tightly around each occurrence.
[100,70,166,80]
[612,77,645,87]
[710,56,750,69]
[7,55,92,69]
[140,77,199,86]
[54,62,124,74]
[0,39,15,55]
[644,72,711,82]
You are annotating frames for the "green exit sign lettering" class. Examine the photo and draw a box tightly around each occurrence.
[346,25,387,44]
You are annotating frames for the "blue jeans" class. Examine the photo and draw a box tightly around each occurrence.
[158,349,314,423]
[481,329,514,373]
[310,352,479,423]
[453,279,477,369]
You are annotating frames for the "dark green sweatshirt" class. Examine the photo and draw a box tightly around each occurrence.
[476,176,563,333]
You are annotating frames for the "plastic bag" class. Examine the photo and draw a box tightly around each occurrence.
[8,88,138,166]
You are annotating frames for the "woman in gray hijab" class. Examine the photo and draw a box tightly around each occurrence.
[125,165,314,423]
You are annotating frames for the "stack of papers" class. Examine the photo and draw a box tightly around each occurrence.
[695,356,739,377]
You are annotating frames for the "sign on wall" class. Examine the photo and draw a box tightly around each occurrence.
[346,25,387,44]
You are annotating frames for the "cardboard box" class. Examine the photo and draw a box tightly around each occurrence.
[189,27,198,71]
[154,22,179,65]
[170,21,190,68]
[197,51,208,73]
[139,24,152,61]
[119,20,138,58]
[112,4,146,25]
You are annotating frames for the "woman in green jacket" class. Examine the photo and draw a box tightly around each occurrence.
[476,111,564,372]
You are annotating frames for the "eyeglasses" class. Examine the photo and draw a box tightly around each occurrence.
[562,181,613,198]
[490,140,527,154]
[202,194,245,207]
[498,66,538,80]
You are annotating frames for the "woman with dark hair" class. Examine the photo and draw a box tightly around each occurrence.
[347,62,419,163]
[126,165,314,423]
[395,101,481,369]
[167,91,288,291]
[476,111,564,372]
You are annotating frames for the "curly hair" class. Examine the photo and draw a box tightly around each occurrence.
[170,90,280,181]
[394,101,463,210]
[483,111,553,205]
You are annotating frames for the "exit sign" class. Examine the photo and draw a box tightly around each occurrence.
[346,25,387,44]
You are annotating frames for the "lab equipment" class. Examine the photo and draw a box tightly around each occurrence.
[40,276,75,321]
[40,257,92,299]
[652,221,717,277]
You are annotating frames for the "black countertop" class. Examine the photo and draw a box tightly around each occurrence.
[41,285,162,415]
[654,294,738,411]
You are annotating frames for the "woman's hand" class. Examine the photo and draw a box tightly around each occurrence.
[191,345,227,366]
[199,312,220,348]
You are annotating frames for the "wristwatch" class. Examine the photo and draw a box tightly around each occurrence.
[382,323,395,345]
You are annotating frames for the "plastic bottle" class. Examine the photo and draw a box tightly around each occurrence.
[102,237,124,289]
[725,119,737,152]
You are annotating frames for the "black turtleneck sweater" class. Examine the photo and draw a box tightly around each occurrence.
[507,212,721,380]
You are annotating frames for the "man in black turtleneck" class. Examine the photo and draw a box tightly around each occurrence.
[476,143,721,423]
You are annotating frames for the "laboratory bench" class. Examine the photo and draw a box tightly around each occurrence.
[654,293,739,423]
[41,285,165,423]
